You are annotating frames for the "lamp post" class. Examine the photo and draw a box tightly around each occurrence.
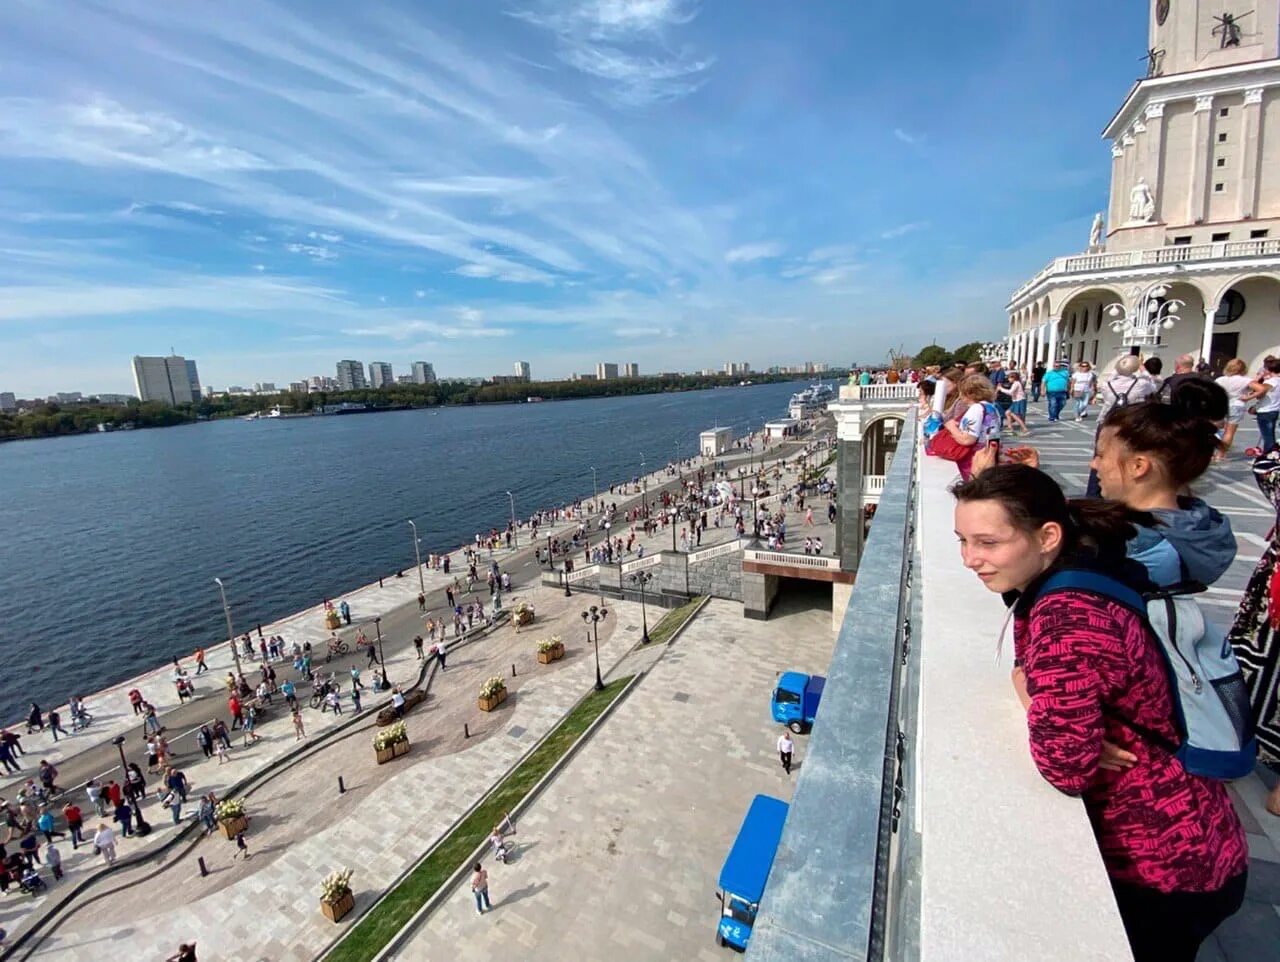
[112,734,127,772]
[631,571,652,644]
[213,577,244,678]
[375,616,386,682]
[1105,284,1184,356]
[639,452,647,517]
[408,519,425,597]
[545,534,553,572]
[591,466,598,508]
[669,505,679,552]
[505,490,518,548]
[581,604,608,691]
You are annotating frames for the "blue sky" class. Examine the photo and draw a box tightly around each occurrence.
[0,0,1148,395]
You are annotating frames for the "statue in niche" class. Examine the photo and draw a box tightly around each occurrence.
[1212,12,1251,49]
[1089,212,1104,248]
[1129,177,1156,223]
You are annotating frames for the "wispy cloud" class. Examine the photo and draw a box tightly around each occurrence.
[725,241,783,264]
[893,127,923,146]
[285,243,338,261]
[341,319,511,340]
[511,0,713,107]
[308,231,343,243]
[881,221,929,240]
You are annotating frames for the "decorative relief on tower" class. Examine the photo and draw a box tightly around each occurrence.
[1245,86,1265,104]
[1145,101,1167,119]
[1195,94,1215,112]
[1129,177,1157,223]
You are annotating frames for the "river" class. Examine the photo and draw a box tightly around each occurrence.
[0,381,801,711]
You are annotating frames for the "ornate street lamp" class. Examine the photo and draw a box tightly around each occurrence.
[631,571,652,644]
[1106,284,1183,355]
[408,520,425,597]
[213,577,244,678]
[581,604,609,691]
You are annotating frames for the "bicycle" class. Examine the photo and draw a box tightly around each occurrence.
[324,638,348,663]
[309,680,342,710]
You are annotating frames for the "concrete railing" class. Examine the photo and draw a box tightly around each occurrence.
[1010,235,1280,304]
[749,432,1133,962]
[864,474,886,495]
[688,540,743,564]
[565,564,600,584]
[839,382,918,401]
[620,554,662,574]
[742,548,840,570]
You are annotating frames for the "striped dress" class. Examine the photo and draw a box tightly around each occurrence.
[1227,452,1280,766]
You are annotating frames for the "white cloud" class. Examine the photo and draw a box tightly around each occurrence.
[341,319,511,340]
[414,289,426,298]
[512,0,712,106]
[396,176,548,195]
[881,221,928,240]
[253,263,266,271]
[725,241,783,264]
[285,243,338,261]
[308,231,343,243]
[893,128,923,146]
[614,325,664,338]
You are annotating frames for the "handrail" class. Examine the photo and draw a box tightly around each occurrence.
[620,554,662,574]
[747,413,919,962]
[743,548,840,570]
[688,540,743,563]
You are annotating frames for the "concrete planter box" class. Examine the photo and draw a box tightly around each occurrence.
[375,739,410,765]
[219,814,248,839]
[478,688,508,712]
[536,643,565,664]
[321,891,354,923]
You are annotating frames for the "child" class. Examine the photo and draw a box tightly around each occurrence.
[215,740,228,765]
[233,831,250,860]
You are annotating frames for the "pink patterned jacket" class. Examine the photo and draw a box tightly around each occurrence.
[1015,587,1248,893]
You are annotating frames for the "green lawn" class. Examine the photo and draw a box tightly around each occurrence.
[646,595,704,647]
[326,675,633,962]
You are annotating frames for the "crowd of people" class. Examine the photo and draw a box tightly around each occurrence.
[922,350,1280,961]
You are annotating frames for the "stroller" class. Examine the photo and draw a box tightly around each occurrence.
[18,869,46,896]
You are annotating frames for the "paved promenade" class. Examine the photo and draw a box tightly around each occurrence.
[26,594,648,960]
[394,591,836,961]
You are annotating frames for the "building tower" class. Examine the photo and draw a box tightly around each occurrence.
[411,361,437,384]
[1006,0,1280,376]
[368,361,394,389]
[132,354,195,405]
[335,360,368,392]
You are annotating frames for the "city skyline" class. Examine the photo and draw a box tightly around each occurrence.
[0,2,1147,394]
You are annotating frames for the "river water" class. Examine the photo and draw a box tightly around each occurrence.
[1,381,799,711]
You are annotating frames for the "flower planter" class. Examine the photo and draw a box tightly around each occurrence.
[537,644,565,664]
[321,891,355,923]
[219,814,248,839]
[375,739,410,764]
[478,688,508,712]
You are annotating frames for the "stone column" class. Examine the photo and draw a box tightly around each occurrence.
[1047,317,1060,364]
[1200,305,1217,367]
[836,432,864,572]
[1109,144,1126,230]
[1144,102,1166,218]
[1188,95,1214,224]
[1034,323,1045,364]
[1239,88,1264,219]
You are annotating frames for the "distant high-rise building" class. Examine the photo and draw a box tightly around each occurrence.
[723,361,751,376]
[288,382,308,394]
[254,382,277,393]
[595,362,619,380]
[132,355,196,405]
[336,360,367,392]
[396,374,414,385]
[185,359,201,401]
[368,362,394,389]
[0,392,14,412]
[622,362,639,377]
[93,393,134,405]
[514,360,532,382]
[411,361,437,385]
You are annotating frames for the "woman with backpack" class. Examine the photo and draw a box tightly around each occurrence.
[953,464,1247,962]
[1227,444,1280,816]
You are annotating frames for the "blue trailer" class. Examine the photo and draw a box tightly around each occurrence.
[716,794,789,950]
[771,671,825,733]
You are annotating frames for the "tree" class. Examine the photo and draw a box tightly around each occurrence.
[950,341,985,364]
[913,344,952,368]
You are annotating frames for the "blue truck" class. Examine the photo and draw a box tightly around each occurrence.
[716,794,789,950]
[771,671,825,733]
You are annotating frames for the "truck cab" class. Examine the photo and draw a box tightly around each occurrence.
[771,671,825,733]
[716,794,789,950]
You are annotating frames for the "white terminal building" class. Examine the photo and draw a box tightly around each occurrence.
[1006,0,1280,374]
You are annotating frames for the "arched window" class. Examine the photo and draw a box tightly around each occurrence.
[1214,290,1245,325]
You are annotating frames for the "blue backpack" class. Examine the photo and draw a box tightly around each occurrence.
[1039,570,1257,780]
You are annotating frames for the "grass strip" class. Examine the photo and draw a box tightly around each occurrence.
[647,595,704,647]
[327,675,633,962]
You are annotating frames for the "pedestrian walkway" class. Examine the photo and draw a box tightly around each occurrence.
[26,598,651,961]
[393,594,836,961]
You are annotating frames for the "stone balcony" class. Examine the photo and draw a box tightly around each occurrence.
[1008,237,1280,308]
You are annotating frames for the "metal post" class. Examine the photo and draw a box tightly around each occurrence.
[591,466,598,507]
[338,776,346,794]
[214,577,244,678]
[375,617,385,673]
[408,520,425,597]
[198,856,209,877]
[506,490,518,548]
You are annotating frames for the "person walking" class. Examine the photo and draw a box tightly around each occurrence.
[417,592,426,613]
[113,799,133,838]
[46,710,67,743]
[232,830,250,860]
[26,704,43,735]
[1070,361,1097,421]
[161,788,182,825]
[1030,360,1046,403]
[198,794,217,835]
[93,824,117,865]
[471,862,492,915]
[776,730,794,775]
[1243,356,1280,455]
[413,635,425,660]
[197,725,214,760]
[194,647,208,675]
[0,741,19,775]
[45,840,62,881]
[292,708,306,740]
[1042,359,1071,423]
[62,801,83,849]
[227,694,243,731]
[36,808,65,843]
[349,666,364,691]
